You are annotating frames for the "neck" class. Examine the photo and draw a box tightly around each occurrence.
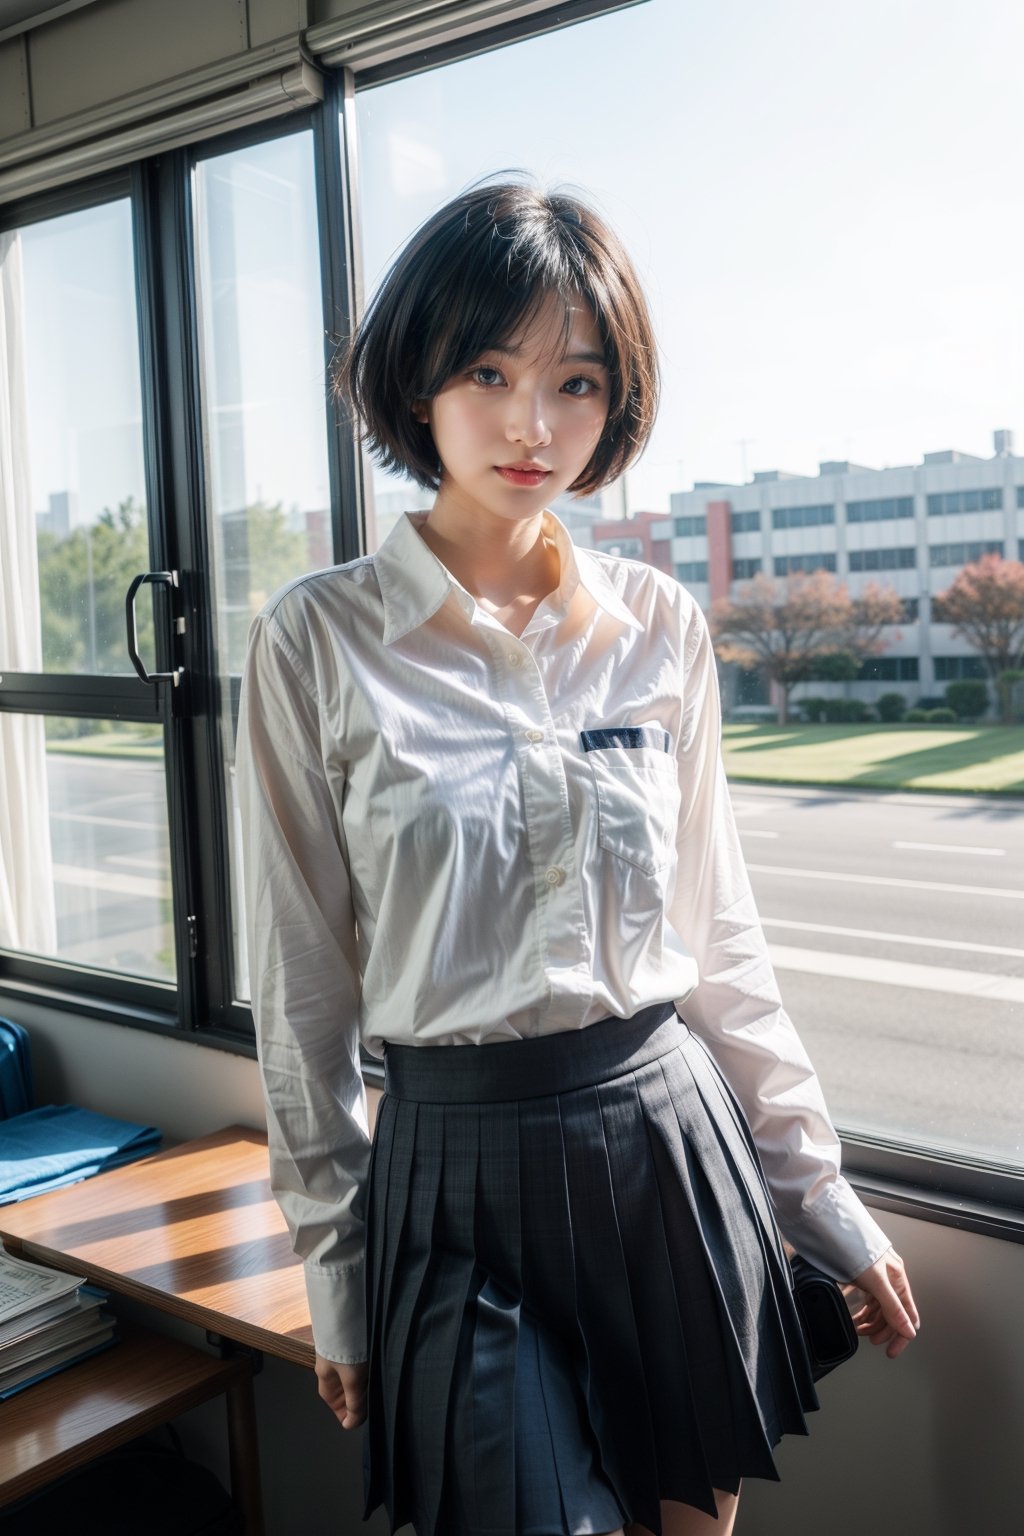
[418,489,559,609]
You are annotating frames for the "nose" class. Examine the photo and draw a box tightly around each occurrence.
[505,384,552,448]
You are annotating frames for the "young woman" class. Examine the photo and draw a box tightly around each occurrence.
[237,179,919,1536]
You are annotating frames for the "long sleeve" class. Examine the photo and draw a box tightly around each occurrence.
[669,603,891,1283]
[236,610,371,1363]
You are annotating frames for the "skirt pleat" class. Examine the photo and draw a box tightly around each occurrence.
[363,1004,820,1536]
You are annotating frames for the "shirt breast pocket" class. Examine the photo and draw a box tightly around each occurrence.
[584,739,681,877]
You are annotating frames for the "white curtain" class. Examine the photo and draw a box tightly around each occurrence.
[0,228,57,955]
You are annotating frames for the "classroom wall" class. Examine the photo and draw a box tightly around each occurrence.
[3,996,1019,1535]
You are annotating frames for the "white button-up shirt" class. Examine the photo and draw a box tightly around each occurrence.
[237,509,891,1363]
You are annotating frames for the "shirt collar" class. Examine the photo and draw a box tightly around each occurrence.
[376,508,643,645]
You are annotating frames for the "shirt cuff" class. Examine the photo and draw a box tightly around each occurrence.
[783,1175,893,1284]
[304,1259,367,1364]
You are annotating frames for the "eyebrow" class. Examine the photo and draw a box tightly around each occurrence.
[484,342,608,368]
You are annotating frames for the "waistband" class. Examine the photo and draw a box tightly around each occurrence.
[382,1000,686,1104]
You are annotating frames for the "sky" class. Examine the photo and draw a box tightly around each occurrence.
[16,0,1024,526]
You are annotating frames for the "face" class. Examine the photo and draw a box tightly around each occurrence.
[415,292,610,526]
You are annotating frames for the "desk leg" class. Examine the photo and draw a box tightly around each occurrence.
[226,1374,265,1536]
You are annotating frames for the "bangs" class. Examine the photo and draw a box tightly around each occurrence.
[413,208,614,398]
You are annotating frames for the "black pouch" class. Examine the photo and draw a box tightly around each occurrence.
[789,1254,859,1380]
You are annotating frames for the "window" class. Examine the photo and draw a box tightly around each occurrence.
[674,561,709,582]
[847,496,915,522]
[857,657,919,682]
[0,194,177,1001]
[732,557,762,579]
[674,514,707,537]
[771,504,835,530]
[848,547,917,571]
[927,488,1003,515]
[192,131,333,1003]
[773,552,837,574]
[731,509,761,533]
[929,540,1004,567]
[933,655,989,681]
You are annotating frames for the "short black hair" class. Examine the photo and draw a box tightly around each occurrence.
[336,178,659,496]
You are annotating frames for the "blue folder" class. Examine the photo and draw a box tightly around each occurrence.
[0,1105,161,1204]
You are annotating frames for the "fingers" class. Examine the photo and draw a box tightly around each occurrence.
[314,1356,369,1430]
[851,1249,920,1359]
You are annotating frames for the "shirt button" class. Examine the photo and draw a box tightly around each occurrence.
[544,866,566,887]
[525,729,544,743]
[507,651,522,667]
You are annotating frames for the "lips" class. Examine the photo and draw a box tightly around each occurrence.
[495,464,551,487]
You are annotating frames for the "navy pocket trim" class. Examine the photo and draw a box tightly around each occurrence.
[580,727,671,753]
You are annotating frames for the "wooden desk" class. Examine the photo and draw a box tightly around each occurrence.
[0,1320,250,1508]
[0,1126,305,1533]
[0,1125,313,1367]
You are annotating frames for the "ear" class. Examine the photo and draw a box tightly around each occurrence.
[411,399,430,424]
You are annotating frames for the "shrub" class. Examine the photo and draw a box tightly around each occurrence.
[926,707,957,724]
[916,696,946,710]
[905,708,929,723]
[876,692,906,722]
[798,696,828,723]
[821,698,871,723]
[944,679,988,720]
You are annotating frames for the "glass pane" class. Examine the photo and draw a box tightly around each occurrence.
[0,714,174,982]
[0,202,151,674]
[352,0,1024,1167]
[193,130,332,1001]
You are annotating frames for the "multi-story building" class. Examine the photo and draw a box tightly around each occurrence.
[653,428,1022,709]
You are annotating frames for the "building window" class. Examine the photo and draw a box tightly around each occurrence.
[773,552,837,575]
[674,514,706,537]
[857,657,920,681]
[926,488,1002,515]
[732,557,762,579]
[846,496,915,522]
[730,509,761,533]
[848,547,917,571]
[675,561,708,582]
[1016,486,1024,508]
[771,503,835,530]
[934,656,990,680]
[899,597,920,622]
[929,540,1004,567]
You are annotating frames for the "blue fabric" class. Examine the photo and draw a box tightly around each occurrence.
[0,1105,161,1203]
[579,726,671,753]
[0,1019,32,1120]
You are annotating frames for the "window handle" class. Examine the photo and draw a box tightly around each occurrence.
[125,570,184,687]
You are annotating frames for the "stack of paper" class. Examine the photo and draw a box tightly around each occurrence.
[0,1246,116,1399]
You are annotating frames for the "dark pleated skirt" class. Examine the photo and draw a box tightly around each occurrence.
[362,1002,819,1536]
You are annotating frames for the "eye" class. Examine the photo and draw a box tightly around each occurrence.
[562,374,601,397]
[469,365,505,387]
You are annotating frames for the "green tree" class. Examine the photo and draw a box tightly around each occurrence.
[36,496,152,675]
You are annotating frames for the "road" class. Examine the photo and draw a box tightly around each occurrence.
[732,783,1023,1165]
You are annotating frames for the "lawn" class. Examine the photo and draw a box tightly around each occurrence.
[721,723,1024,795]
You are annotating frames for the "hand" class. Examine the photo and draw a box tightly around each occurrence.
[843,1247,920,1359]
[315,1352,368,1429]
